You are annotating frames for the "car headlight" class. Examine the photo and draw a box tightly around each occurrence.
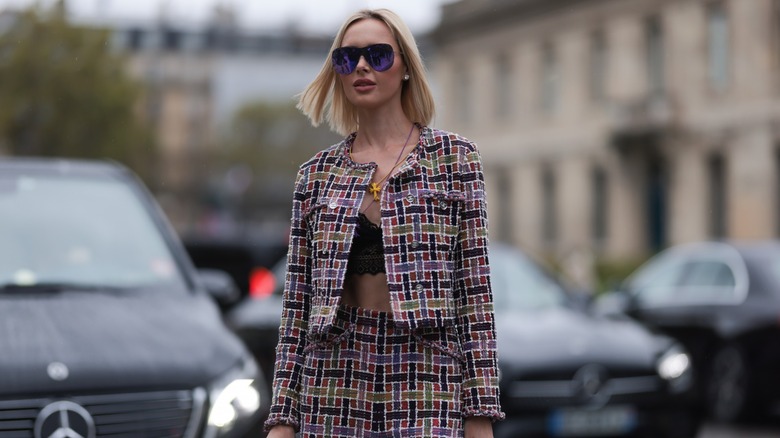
[656,344,693,393]
[204,356,265,438]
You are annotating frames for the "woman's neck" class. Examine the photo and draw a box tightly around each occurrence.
[354,114,414,153]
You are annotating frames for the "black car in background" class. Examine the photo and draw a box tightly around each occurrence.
[0,158,266,438]
[183,236,288,310]
[593,240,780,423]
[222,256,287,396]
[489,244,700,438]
[183,237,288,388]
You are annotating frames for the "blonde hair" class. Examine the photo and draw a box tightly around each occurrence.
[296,9,435,136]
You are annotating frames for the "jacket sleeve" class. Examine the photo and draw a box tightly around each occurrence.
[453,143,505,421]
[263,168,311,432]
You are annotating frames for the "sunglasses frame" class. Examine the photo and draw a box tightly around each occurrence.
[331,43,396,75]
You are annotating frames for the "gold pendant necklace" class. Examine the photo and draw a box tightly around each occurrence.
[368,182,382,201]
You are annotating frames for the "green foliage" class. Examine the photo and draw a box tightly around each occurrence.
[224,102,339,171]
[0,4,155,175]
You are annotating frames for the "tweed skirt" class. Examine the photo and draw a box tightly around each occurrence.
[299,305,464,437]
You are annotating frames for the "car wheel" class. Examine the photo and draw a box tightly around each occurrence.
[706,344,750,422]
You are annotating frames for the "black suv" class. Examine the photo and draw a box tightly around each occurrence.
[0,158,267,438]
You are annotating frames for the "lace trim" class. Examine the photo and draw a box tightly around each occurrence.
[347,213,385,275]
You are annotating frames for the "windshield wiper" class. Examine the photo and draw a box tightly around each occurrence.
[0,282,132,294]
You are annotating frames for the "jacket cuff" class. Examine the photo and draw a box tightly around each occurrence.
[461,384,505,422]
[263,412,300,432]
[462,405,506,422]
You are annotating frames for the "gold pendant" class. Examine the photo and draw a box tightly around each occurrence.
[368,182,381,201]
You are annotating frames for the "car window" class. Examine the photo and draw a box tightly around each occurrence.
[0,173,188,292]
[490,247,567,312]
[668,260,736,303]
[681,260,735,287]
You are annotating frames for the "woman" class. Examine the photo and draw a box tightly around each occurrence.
[265,8,503,438]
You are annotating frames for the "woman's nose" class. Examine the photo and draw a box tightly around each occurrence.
[355,55,371,72]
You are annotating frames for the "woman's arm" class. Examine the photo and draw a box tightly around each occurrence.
[453,142,505,422]
[263,168,312,432]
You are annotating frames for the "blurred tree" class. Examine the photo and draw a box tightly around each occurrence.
[212,101,340,225]
[0,3,155,177]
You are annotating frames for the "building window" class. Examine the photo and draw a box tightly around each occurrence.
[589,29,607,105]
[542,166,557,244]
[495,53,513,119]
[540,42,558,113]
[591,166,609,244]
[707,2,730,91]
[454,66,472,124]
[163,29,181,51]
[142,29,163,51]
[127,28,144,51]
[708,153,728,239]
[645,15,665,97]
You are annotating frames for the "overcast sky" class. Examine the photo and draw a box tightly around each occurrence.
[0,0,456,34]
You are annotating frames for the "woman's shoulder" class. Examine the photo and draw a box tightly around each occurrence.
[422,126,480,155]
[297,133,355,174]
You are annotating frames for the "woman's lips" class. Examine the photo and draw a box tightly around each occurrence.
[353,79,376,91]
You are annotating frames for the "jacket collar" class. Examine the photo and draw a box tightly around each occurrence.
[336,124,431,174]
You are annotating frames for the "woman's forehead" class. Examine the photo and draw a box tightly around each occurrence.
[341,18,397,48]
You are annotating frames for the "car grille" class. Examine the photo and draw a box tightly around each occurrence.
[507,372,663,409]
[0,388,206,438]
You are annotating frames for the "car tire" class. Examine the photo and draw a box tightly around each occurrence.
[706,344,751,423]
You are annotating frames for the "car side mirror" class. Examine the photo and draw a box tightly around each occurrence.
[197,268,240,306]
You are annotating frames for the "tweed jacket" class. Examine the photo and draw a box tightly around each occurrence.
[265,126,504,430]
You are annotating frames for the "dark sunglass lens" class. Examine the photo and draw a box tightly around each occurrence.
[332,44,394,74]
[332,47,358,75]
[368,45,394,72]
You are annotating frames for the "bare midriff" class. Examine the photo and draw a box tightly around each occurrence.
[341,196,392,312]
[342,273,392,312]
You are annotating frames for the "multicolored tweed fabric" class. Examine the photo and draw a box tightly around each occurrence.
[264,126,504,432]
[299,305,464,437]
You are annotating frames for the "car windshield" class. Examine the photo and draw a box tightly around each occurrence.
[490,247,568,312]
[0,172,188,292]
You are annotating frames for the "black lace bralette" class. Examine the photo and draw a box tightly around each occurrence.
[346,213,386,275]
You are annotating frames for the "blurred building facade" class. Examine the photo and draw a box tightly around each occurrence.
[109,7,331,231]
[432,0,780,268]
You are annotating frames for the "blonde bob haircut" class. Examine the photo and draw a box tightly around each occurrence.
[296,9,435,136]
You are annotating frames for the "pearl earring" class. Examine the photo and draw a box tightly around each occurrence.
[403,74,410,81]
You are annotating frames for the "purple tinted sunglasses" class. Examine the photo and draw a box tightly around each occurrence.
[331,43,395,75]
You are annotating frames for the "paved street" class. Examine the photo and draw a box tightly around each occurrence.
[699,420,780,438]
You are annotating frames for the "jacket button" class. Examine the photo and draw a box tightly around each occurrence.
[406,194,415,203]
[411,241,420,249]
[416,284,424,292]
[328,200,338,209]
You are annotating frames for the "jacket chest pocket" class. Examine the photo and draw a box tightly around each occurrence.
[405,190,465,251]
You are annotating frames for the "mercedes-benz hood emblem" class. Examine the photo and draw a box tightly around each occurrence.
[35,401,96,438]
